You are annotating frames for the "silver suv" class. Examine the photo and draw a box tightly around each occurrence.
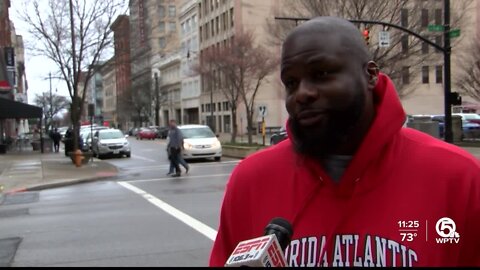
[91,128,131,159]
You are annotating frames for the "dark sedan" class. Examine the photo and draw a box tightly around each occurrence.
[270,127,288,145]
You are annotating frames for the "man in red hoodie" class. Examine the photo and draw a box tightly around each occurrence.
[209,16,480,267]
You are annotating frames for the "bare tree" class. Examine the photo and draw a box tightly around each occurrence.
[197,31,277,144]
[266,0,471,98]
[193,47,241,143]
[18,0,126,153]
[456,40,480,102]
[33,92,69,132]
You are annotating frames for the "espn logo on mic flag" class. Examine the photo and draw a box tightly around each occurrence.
[225,235,287,267]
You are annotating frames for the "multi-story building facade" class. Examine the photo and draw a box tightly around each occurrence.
[197,0,285,135]
[129,0,181,127]
[101,58,117,126]
[179,0,201,125]
[111,15,132,131]
[153,52,182,126]
[84,64,104,125]
[397,0,480,115]
[13,34,27,104]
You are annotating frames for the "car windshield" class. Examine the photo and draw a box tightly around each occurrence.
[180,127,215,139]
[463,114,480,120]
[99,130,124,139]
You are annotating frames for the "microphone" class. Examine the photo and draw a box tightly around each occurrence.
[224,217,293,267]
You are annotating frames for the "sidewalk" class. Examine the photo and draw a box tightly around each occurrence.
[0,150,118,195]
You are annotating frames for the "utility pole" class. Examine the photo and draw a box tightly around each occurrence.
[154,73,160,126]
[443,0,453,143]
[49,72,52,132]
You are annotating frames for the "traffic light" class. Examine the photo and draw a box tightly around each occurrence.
[363,28,370,45]
[450,92,462,106]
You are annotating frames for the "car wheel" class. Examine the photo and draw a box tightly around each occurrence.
[126,152,131,158]
[214,156,221,161]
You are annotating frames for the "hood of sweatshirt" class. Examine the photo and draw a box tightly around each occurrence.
[285,72,406,198]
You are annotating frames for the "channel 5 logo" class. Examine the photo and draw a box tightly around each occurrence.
[435,217,460,244]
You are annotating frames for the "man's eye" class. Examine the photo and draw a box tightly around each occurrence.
[313,71,330,79]
[284,79,298,91]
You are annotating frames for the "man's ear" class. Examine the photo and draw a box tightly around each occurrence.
[366,61,379,89]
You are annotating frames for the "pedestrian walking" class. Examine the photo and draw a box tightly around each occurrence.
[166,119,188,177]
[51,128,62,153]
[166,147,189,176]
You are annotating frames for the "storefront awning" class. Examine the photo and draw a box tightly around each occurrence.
[0,97,43,119]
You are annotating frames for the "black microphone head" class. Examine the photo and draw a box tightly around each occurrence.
[264,217,293,252]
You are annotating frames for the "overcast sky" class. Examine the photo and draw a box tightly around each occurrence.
[10,1,70,104]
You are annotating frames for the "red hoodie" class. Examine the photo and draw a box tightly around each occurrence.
[209,73,480,267]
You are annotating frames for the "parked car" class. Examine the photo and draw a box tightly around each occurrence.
[157,126,169,139]
[136,127,157,140]
[91,128,131,159]
[453,113,480,125]
[174,124,222,161]
[270,126,288,145]
[128,127,140,136]
[80,126,109,152]
[431,115,480,139]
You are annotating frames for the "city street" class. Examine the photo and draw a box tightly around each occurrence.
[0,138,239,267]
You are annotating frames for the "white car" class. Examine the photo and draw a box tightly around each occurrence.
[91,128,131,159]
[176,124,222,161]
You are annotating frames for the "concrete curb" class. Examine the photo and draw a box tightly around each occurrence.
[23,173,118,192]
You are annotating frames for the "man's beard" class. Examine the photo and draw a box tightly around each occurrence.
[288,94,366,159]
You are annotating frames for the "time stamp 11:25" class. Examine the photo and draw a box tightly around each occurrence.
[398,220,420,242]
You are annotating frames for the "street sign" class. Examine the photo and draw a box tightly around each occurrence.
[449,29,461,38]
[258,105,267,117]
[378,31,390,47]
[428,24,444,32]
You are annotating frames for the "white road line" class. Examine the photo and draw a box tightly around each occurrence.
[123,173,231,183]
[131,155,157,162]
[118,181,217,241]
[124,161,240,172]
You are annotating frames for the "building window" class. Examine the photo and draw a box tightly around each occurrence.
[159,37,166,49]
[435,9,442,25]
[401,35,409,53]
[421,9,429,27]
[201,104,204,113]
[218,102,221,112]
[435,65,443,84]
[168,22,176,32]
[223,12,227,30]
[435,36,442,53]
[402,66,410,84]
[401,9,408,27]
[158,22,165,33]
[230,8,234,27]
[211,19,215,36]
[422,39,429,54]
[422,66,429,84]
[168,6,176,17]
[158,6,165,18]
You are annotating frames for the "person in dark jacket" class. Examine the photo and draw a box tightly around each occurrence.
[166,119,185,177]
[51,128,62,153]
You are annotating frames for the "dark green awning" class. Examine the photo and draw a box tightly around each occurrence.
[0,97,43,119]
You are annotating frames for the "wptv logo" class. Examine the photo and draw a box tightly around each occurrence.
[435,217,460,244]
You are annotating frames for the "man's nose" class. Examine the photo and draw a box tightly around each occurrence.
[296,79,318,104]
